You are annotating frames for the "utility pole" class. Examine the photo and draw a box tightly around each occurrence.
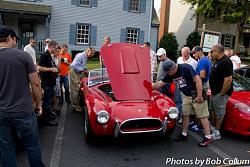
[158,0,171,45]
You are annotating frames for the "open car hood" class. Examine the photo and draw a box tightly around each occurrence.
[100,43,152,101]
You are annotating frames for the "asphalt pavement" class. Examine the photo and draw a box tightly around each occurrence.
[16,103,250,167]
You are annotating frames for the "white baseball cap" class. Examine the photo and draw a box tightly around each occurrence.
[156,48,166,56]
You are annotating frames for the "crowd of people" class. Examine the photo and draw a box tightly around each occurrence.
[0,26,97,166]
[0,25,242,166]
[152,44,235,147]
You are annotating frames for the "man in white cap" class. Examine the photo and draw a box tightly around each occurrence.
[156,48,169,81]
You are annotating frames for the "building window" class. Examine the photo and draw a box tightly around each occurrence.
[223,34,233,48]
[76,24,90,45]
[20,0,36,2]
[129,0,140,12]
[78,0,91,6]
[126,28,139,44]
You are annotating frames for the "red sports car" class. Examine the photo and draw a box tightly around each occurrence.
[222,73,250,136]
[79,43,178,143]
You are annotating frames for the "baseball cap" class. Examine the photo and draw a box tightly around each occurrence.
[156,48,166,56]
[191,46,203,54]
[162,60,175,73]
[45,38,51,43]
[0,26,20,40]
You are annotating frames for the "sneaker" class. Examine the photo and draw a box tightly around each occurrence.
[189,124,203,132]
[53,109,61,116]
[173,133,188,142]
[211,131,221,140]
[189,121,195,127]
[199,136,212,147]
[210,126,216,133]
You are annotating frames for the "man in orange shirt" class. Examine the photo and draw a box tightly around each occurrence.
[59,44,72,104]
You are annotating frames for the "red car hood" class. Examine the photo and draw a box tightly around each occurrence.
[100,43,151,101]
[231,91,250,105]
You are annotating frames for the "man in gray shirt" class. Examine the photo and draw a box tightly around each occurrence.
[0,26,45,166]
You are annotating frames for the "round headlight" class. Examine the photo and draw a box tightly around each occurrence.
[168,107,179,119]
[97,110,110,124]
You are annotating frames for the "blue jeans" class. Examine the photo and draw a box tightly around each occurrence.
[0,112,45,167]
[174,87,183,117]
[59,75,70,102]
[42,86,54,121]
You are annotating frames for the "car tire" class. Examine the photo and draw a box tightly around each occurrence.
[83,106,94,144]
[79,89,86,108]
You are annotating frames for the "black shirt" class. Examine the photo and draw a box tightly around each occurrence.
[162,64,197,96]
[39,51,56,87]
[209,55,233,96]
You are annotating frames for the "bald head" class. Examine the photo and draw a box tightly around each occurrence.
[104,36,111,45]
[181,47,190,61]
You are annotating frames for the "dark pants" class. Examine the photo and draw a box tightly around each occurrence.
[42,86,55,121]
[59,75,70,103]
[0,112,45,167]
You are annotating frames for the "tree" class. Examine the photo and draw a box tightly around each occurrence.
[185,31,201,50]
[159,32,179,62]
[182,0,250,50]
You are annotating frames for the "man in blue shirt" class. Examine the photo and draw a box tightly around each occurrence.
[192,46,211,85]
[153,60,212,147]
[70,47,95,112]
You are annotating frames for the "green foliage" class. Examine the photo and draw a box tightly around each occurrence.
[182,0,250,25]
[185,31,201,50]
[87,60,100,70]
[159,33,179,62]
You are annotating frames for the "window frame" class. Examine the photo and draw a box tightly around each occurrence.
[19,0,36,2]
[78,0,92,7]
[76,23,92,46]
[128,0,140,13]
[223,34,233,48]
[126,27,140,44]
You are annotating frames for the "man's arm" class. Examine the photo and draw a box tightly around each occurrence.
[220,76,232,96]
[193,75,203,103]
[199,70,207,80]
[28,72,42,115]
[37,66,58,73]
[152,81,165,90]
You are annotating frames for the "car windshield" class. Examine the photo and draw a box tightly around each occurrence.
[88,68,110,87]
[233,74,250,91]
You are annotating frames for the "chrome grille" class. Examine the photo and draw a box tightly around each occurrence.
[120,118,162,133]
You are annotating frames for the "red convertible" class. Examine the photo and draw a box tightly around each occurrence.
[79,43,178,143]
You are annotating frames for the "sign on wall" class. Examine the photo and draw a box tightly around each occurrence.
[203,33,220,52]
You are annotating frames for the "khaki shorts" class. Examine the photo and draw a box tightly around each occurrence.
[209,93,229,118]
[182,95,209,118]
